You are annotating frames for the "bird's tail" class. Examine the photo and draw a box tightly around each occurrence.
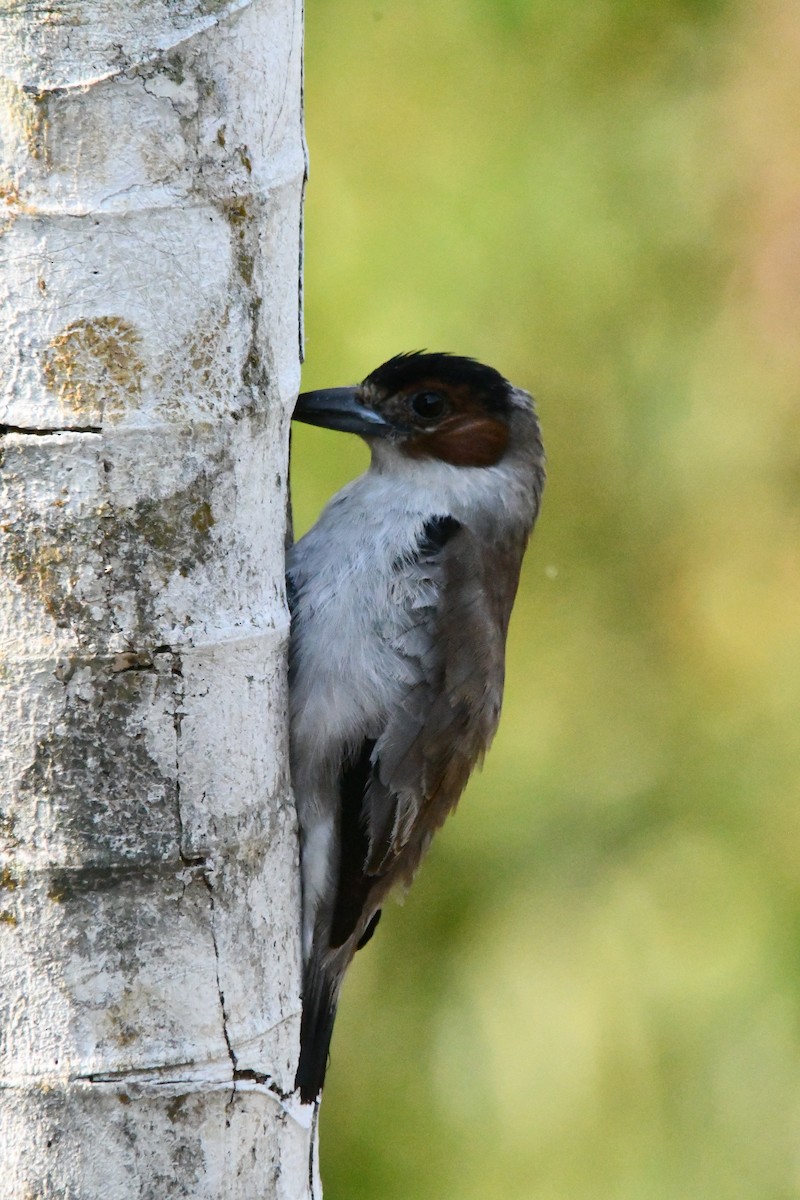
[295,956,340,1104]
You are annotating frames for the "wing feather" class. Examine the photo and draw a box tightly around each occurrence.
[366,517,507,875]
[328,512,520,942]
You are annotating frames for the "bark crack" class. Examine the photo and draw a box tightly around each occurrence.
[169,648,237,1106]
[139,74,184,120]
[0,423,102,436]
[233,1068,294,1104]
[202,873,238,1111]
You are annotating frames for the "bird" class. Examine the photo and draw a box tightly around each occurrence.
[287,351,545,1103]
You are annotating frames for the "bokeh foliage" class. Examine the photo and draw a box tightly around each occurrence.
[295,1,800,1196]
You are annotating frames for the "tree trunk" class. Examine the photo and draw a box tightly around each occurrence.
[0,1,311,1196]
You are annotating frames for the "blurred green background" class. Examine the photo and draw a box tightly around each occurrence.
[294,2,800,1197]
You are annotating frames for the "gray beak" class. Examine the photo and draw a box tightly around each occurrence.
[293,387,395,437]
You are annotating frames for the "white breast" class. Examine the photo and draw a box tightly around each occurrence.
[288,476,430,783]
[287,450,533,784]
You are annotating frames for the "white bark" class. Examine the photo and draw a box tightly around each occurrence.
[0,2,312,1196]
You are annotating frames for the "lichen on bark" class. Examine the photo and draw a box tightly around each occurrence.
[41,317,146,425]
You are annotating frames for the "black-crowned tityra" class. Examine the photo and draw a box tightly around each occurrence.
[287,352,545,1102]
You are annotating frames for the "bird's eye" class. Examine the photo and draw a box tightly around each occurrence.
[409,391,446,421]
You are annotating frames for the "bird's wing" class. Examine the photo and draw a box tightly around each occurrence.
[368,514,509,870]
[329,515,515,948]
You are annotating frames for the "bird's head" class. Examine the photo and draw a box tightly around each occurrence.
[293,351,539,470]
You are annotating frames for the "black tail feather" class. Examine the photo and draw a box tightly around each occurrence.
[295,961,339,1104]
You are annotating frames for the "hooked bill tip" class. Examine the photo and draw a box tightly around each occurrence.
[293,387,394,437]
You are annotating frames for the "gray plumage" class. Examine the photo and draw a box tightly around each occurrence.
[287,353,545,1101]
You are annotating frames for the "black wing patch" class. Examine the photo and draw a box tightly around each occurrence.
[356,908,382,951]
[390,514,461,576]
[330,738,380,949]
[415,514,461,560]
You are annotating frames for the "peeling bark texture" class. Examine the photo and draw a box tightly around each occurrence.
[0,2,313,1196]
